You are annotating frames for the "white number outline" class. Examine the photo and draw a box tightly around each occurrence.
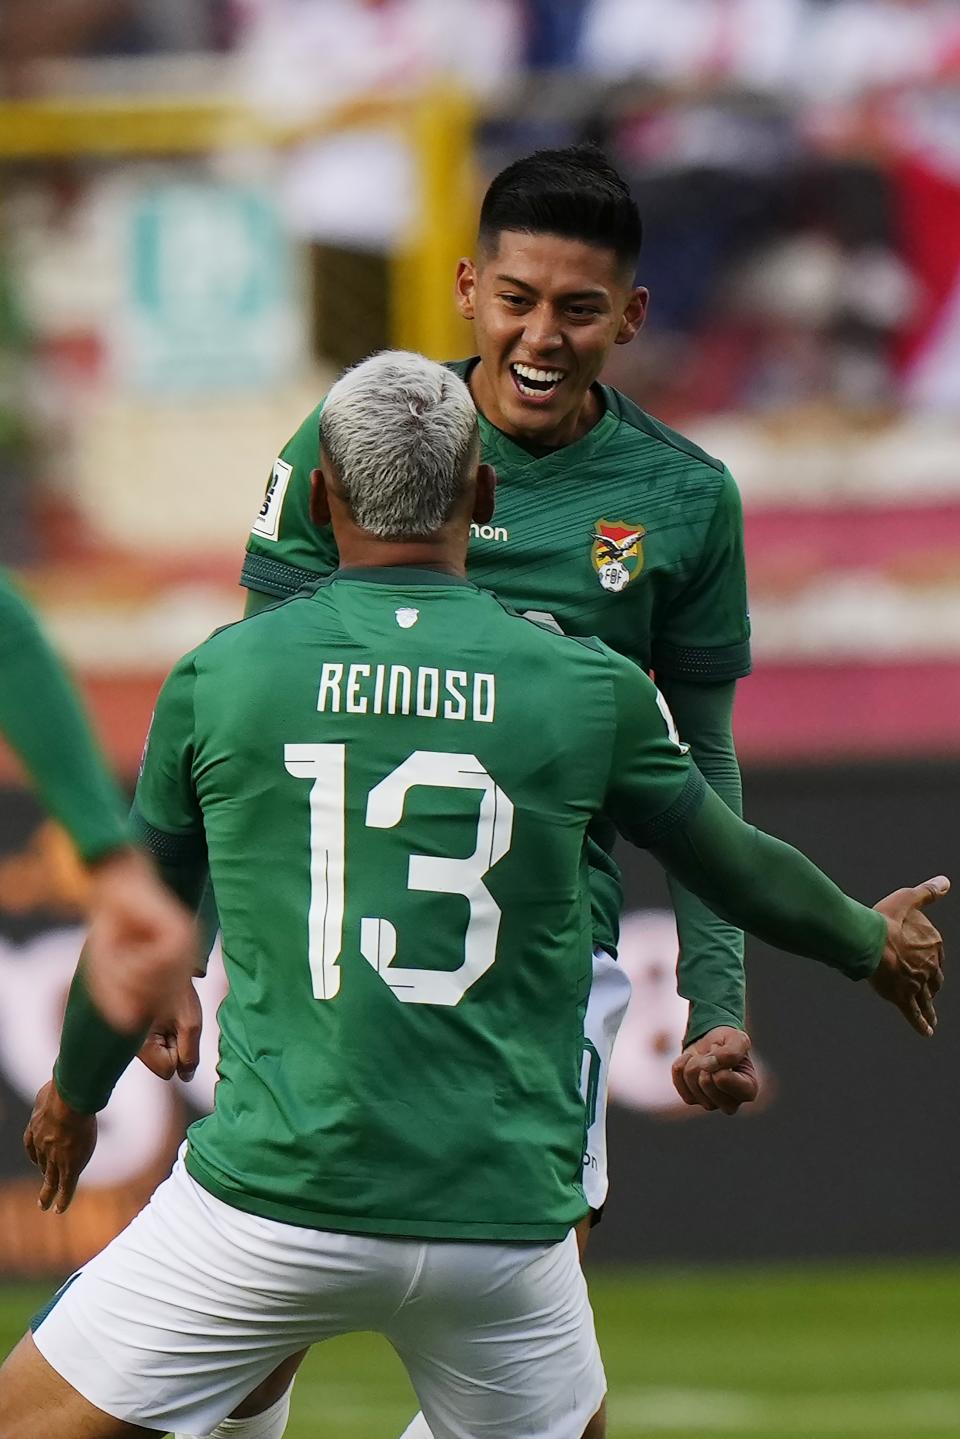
[284,744,514,1007]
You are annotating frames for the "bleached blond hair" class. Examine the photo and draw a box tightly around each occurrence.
[321,351,479,538]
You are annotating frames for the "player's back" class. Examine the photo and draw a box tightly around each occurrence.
[185,568,622,1241]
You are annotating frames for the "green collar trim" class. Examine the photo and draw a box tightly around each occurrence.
[330,566,474,588]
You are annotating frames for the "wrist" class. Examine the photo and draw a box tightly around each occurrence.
[52,1058,100,1117]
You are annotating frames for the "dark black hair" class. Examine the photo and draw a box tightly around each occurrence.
[478,145,642,272]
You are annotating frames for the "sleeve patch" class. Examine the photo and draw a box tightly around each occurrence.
[251,458,293,542]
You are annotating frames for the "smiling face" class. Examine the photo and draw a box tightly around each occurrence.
[455,230,647,450]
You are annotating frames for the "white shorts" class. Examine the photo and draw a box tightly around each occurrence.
[32,1154,606,1439]
[581,947,633,1211]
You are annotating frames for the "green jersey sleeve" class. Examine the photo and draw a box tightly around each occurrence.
[240,403,339,600]
[602,655,707,844]
[0,569,127,863]
[130,656,208,911]
[650,466,752,683]
[659,676,746,1043]
[649,787,886,980]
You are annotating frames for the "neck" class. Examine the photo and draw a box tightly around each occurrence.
[334,536,466,577]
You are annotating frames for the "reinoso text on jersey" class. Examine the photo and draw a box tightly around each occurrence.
[317,663,496,722]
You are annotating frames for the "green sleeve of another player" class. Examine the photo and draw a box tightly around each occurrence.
[131,656,209,912]
[241,402,340,601]
[54,964,147,1115]
[659,678,746,1044]
[603,661,886,981]
[651,467,752,683]
[0,570,127,863]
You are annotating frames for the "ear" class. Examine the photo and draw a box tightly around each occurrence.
[455,258,478,321]
[615,286,649,346]
[472,463,497,526]
[309,468,332,529]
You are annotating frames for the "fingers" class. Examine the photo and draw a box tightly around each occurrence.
[54,1163,82,1214]
[697,1071,738,1116]
[176,989,202,1081]
[917,983,938,1037]
[671,1053,713,1109]
[910,875,950,909]
[137,1031,178,1081]
[176,1022,201,1082]
[37,1162,58,1213]
[713,1067,760,1105]
[672,1028,754,1114]
[904,991,935,1038]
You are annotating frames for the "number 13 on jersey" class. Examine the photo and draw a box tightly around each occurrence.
[284,744,515,1008]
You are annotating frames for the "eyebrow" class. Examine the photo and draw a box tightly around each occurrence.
[494,274,610,303]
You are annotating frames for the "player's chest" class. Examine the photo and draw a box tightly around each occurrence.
[465,479,682,662]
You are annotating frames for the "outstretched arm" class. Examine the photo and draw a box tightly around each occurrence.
[603,658,947,1047]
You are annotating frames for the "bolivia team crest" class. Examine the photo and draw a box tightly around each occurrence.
[591,520,645,594]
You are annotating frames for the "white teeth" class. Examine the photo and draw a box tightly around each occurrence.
[512,363,563,384]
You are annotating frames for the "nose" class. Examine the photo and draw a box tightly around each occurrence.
[522,304,562,354]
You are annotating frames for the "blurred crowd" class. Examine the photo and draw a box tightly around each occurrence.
[2,0,960,502]
[2,1,960,98]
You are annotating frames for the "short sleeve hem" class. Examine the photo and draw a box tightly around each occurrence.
[241,551,320,599]
[130,808,205,866]
[631,768,707,848]
[651,638,752,683]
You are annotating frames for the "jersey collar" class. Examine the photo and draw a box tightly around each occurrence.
[331,566,474,588]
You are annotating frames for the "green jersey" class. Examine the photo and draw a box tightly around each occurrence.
[133,570,701,1241]
[240,361,751,995]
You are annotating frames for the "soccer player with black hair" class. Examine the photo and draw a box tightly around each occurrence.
[147,144,785,1439]
[242,143,752,1187]
[3,352,946,1439]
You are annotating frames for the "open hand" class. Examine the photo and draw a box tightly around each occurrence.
[672,1026,759,1115]
[24,1079,97,1214]
[871,875,948,1036]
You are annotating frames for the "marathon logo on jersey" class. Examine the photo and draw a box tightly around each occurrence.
[591,519,645,594]
[251,458,293,542]
[469,521,509,543]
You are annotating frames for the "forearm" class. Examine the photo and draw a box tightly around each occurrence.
[54,962,146,1114]
[651,785,887,978]
[0,576,126,861]
[659,678,745,1042]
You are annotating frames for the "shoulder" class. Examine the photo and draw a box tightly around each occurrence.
[443,357,476,383]
[194,588,329,665]
[602,386,725,474]
[481,590,609,659]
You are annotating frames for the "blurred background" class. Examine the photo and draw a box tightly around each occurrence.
[0,2,958,1435]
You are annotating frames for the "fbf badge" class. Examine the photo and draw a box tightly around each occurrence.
[395,607,419,629]
[591,520,645,594]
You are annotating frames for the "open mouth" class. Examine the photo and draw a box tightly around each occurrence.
[509,362,564,401]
